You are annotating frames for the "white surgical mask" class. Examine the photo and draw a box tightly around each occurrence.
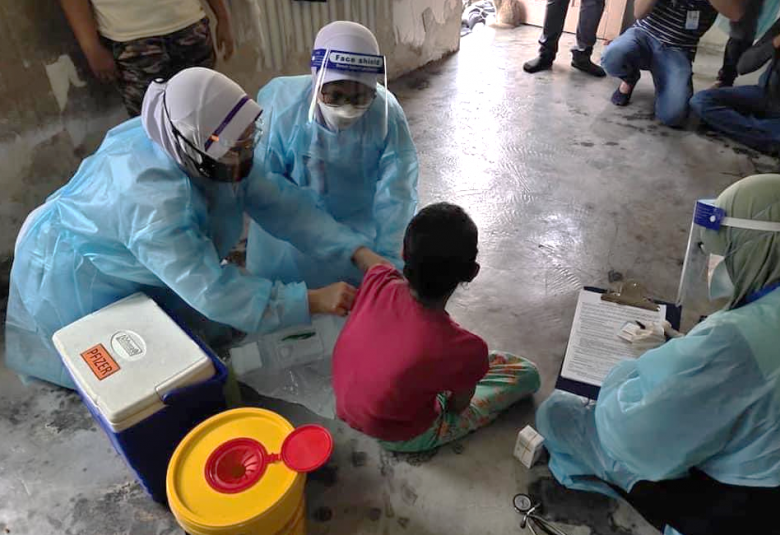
[318,102,370,131]
[707,254,735,301]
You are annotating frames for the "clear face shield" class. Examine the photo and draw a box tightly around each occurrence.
[164,93,263,183]
[308,48,388,134]
[676,199,780,308]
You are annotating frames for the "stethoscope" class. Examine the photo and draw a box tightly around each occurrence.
[513,494,570,535]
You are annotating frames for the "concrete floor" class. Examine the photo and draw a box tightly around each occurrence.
[1,25,779,535]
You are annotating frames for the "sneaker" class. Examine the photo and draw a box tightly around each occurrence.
[524,56,553,74]
[571,52,606,77]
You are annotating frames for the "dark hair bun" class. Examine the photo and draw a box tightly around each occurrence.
[404,257,475,301]
[402,203,478,303]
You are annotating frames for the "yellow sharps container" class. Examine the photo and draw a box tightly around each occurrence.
[167,408,333,535]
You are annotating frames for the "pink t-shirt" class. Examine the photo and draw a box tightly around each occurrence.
[333,264,489,442]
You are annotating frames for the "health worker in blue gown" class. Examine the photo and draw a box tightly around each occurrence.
[245,21,419,293]
[5,67,379,389]
[537,174,780,535]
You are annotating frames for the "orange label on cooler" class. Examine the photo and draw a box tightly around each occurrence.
[80,344,120,380]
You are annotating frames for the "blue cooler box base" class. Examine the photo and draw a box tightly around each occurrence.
[73,332,228,503]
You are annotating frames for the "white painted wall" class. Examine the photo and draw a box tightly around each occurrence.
[393,0,461,48]
[699,17,729,52]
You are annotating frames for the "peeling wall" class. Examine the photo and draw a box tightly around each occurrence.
[222,0,462,93]
[0,0,462,314]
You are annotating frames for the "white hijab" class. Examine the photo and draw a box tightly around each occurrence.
[311,21,381,88]
[141,67,262,165]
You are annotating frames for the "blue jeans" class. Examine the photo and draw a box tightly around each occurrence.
[601,27,693,127]
[690,85,780,154]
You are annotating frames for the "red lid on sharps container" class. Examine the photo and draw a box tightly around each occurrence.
[205,424,333,494]
[281,425,334,473]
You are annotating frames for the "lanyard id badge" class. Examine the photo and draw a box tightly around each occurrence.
[685,10,700,30]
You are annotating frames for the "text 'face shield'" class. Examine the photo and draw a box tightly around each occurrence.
[309,49,388,134]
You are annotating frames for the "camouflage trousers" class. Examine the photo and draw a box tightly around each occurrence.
[106,17,216,117]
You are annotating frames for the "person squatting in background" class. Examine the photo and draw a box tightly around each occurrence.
[691,16,780,155]
[601,0,748,126]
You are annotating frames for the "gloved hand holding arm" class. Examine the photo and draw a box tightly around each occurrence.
[352,246,394,273]
[242,150,383,316]
[372,98,419,269]
[129,214,310,334]
[308,282,357,316]
[244,137,379,270]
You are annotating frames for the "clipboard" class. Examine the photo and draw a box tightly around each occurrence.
[555,285,682,400]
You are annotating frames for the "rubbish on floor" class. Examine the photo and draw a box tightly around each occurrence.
[514,425,545,468]
[231,315,346,418]
[53,292,228,502]
[513,493,571,535]
[462,0,495,29]
[167,408,333,535]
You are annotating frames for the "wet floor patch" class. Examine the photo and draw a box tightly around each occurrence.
[45,391,96,434]
[407,77,431,91]
[67,482,174,535]
[400,483,419,506]
[351,450,368,467]
[0,396,34,427]
[378,447,440,480]
[312,505,333,522]
[309,463,339,487]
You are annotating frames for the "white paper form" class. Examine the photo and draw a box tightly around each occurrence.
[561,289,667,387]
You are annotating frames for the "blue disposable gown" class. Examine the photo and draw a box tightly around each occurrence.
[537,288,780,535]
[5,118,369,388]
[245,76,418,289]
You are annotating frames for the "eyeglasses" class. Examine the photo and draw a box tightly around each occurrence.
[320,88,377,107]
[218,123,262,162]
[163,93,260,183]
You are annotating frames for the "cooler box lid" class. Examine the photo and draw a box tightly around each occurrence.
[53,293,215,432]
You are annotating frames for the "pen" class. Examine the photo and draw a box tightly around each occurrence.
[281,332,316,342]
[635,321,646,329]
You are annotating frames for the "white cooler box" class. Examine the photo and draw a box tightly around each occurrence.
[52,293,227,502]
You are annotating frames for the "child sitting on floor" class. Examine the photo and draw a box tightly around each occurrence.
[333,202,541,452]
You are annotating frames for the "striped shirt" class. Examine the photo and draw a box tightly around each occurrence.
[635,0,718,50]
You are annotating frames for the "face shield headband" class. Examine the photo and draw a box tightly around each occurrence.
[308,48,388,135]
[163,92,262,183]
